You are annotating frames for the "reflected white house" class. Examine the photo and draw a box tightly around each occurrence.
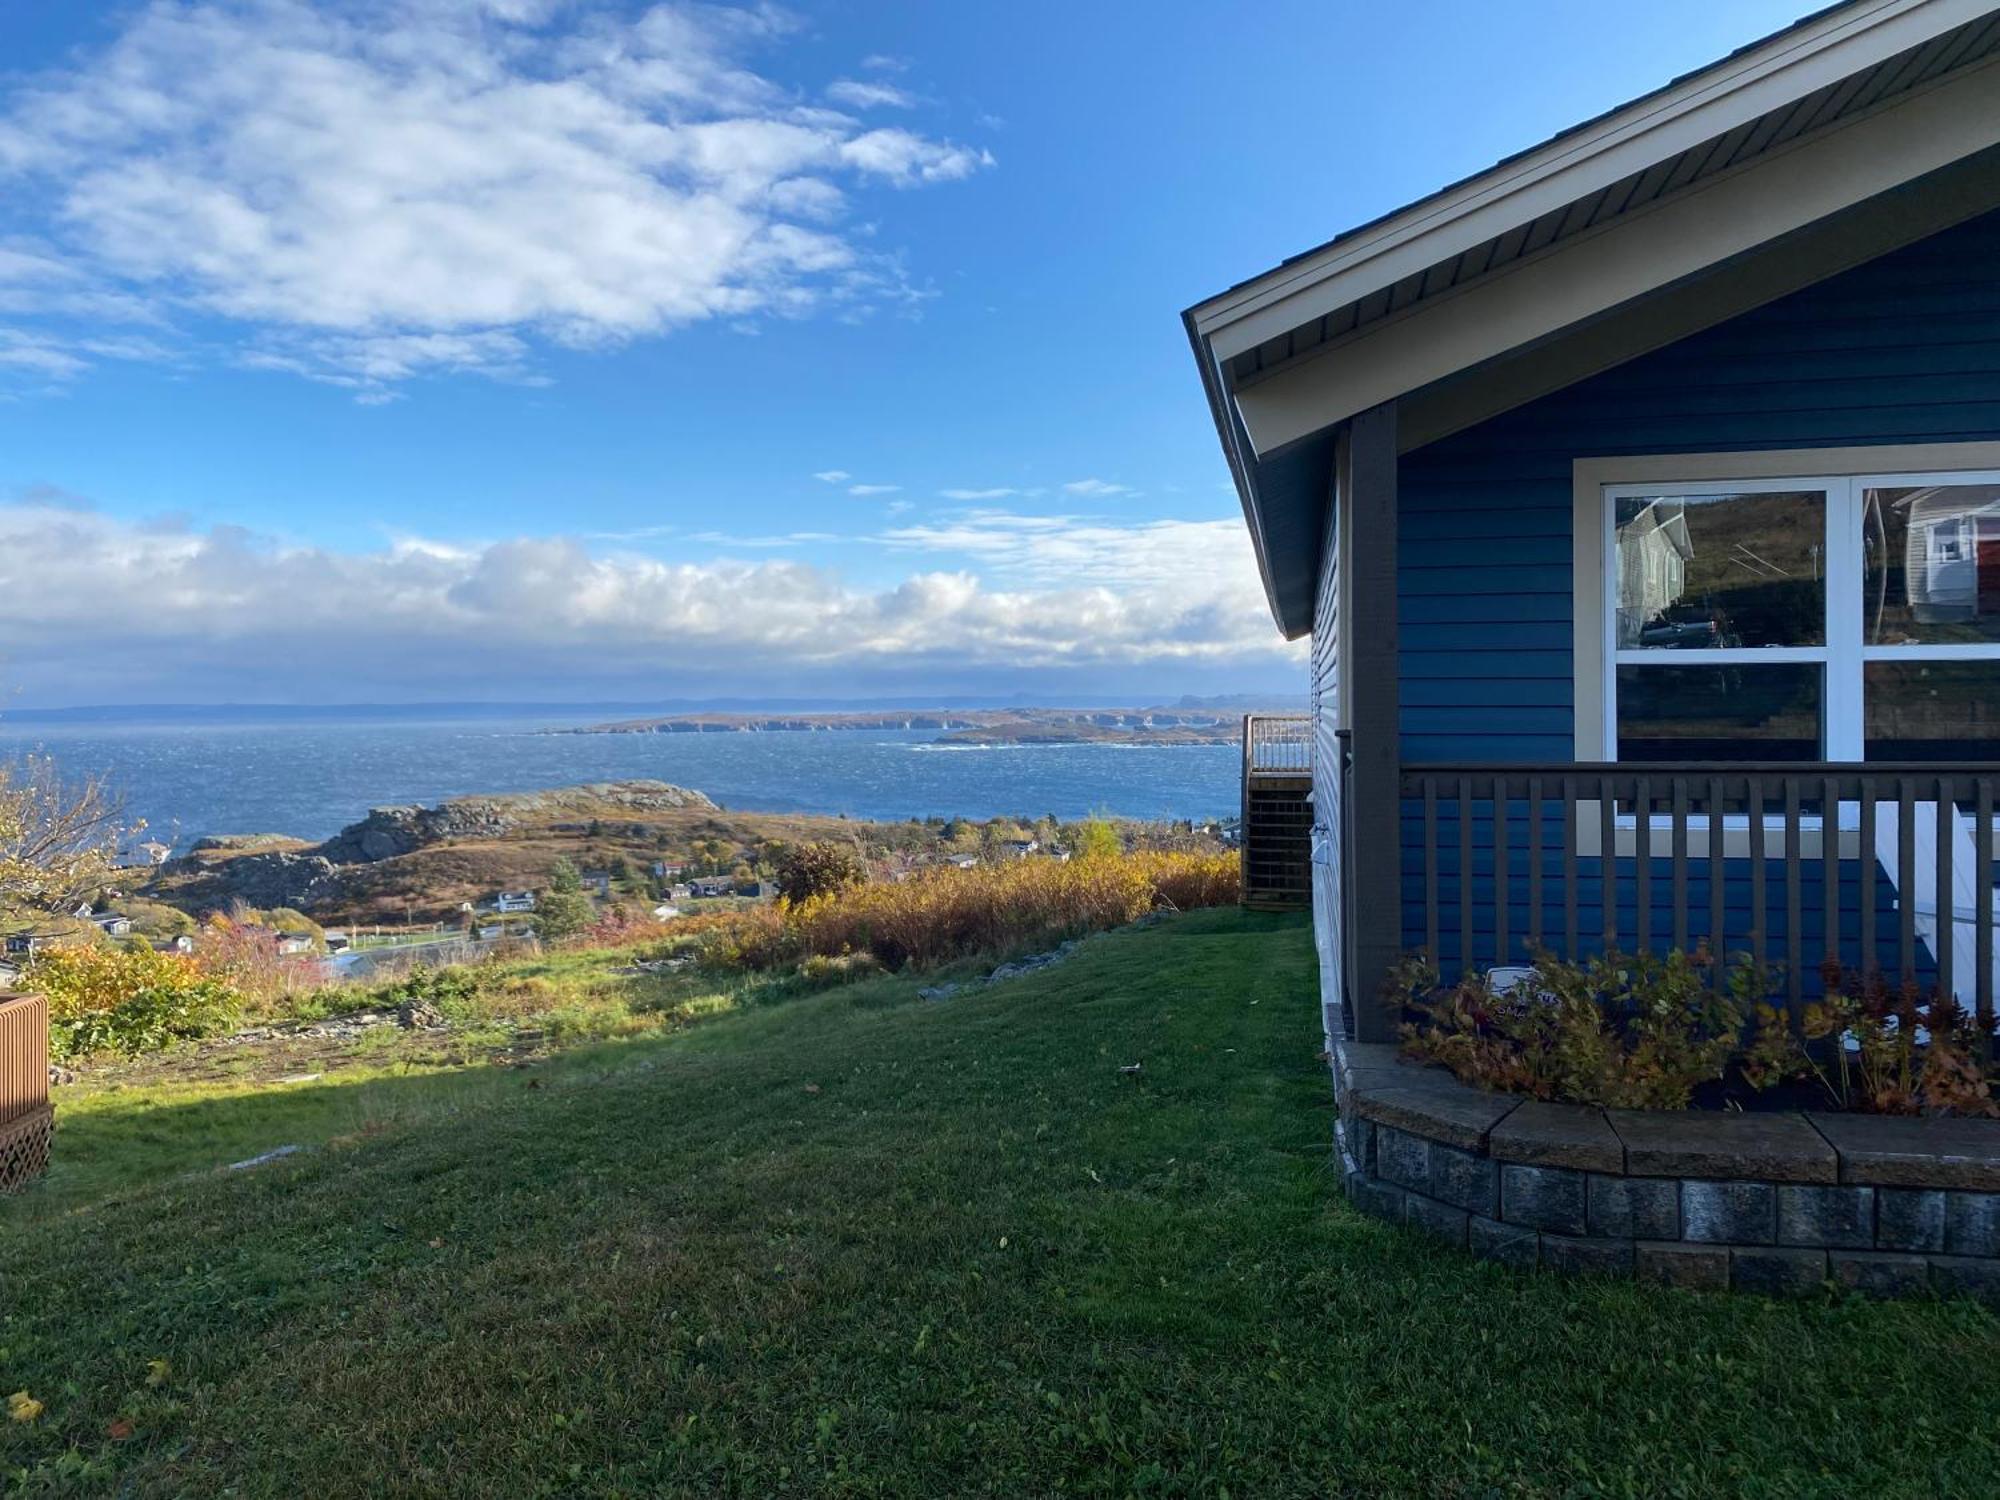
[1898,485,2000,624]
[1614,500,1694,647]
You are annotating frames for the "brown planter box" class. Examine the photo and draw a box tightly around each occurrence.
[0,992,51,1192]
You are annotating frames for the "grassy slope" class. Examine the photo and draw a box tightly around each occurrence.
[2,910,1997,1497]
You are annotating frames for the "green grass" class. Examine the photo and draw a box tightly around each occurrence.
[2,909,1997,1497]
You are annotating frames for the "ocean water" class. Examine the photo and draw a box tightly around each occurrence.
[0,711,1240,851]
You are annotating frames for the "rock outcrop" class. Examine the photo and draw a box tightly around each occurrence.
[315,781,716,864]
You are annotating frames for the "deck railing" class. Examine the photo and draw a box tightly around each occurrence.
[1399,762,2000,1026]
[1243,714,1312,779]
[0,992,51,1192]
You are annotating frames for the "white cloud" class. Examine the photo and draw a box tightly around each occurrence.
[827,79,915,110]
[0,0,994,397]
[838,130,992,187]
[811,470,852,484]
[0,501,1295,701]
[1063,478,1136,497]
[940,487,1016,500]
[846,483,900,496]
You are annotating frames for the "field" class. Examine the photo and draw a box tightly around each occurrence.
[3,909,1997,1496]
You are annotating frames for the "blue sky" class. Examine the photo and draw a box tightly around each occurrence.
[0,0,1809,707]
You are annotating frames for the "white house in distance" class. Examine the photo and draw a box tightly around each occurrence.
[493,890,536,913]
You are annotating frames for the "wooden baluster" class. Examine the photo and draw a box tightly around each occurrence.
[1423,778,1439,967]
[1459,776,1475,980]
[1899,777,1917,987]
[1785,777,1802,1017]
[1671,776,1689,954]
[1708,775,1726,964]
[1495,781,1511,968]
[1937,777,1955,1005]
[1563,775,1579,962]
[1528,776,1544,957]
[1747,775,1767,977]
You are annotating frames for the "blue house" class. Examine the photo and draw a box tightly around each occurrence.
[1188,0,2000,1047]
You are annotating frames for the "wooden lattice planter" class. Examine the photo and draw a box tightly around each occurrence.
[0,993,51,1192]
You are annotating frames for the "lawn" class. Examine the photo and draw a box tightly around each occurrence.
[2,909,1997,1497]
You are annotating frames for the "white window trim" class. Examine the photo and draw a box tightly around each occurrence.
[1571,443,2000,857]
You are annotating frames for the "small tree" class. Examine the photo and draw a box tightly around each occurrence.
[1072,819,1122,862]
[534,859,594,941]
[775,841,865,906]
[0,755,130,916]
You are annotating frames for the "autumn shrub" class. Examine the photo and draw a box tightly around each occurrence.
[1396,947,2000,1114]
[28,943,243,1060]
[1395,947,1784,1110]
[689,849,1241,974]
[196,911,329,1015]
[1771,963,2000,1117]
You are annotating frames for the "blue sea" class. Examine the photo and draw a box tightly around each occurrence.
[0,709,1240,851]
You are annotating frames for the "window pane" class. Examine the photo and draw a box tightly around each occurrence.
[1616,664,1822,761]
[1864,661,2000,760]
[1614,490,1825,649]
[1864,484,2000,645]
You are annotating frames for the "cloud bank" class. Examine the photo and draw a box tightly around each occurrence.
[0,502,1297,704]
[0,0,993,396]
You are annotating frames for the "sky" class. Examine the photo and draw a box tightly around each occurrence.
[0,0,1811,709]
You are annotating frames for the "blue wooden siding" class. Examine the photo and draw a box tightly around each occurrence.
[1397,204,2000,766]
[1393,206,2000,979]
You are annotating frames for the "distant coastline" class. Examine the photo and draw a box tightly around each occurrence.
[548,704,1297,746]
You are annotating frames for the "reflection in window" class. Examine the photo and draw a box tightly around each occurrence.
[1616,663,1822,761]
[1614,491,1825,650]
[1864,485,2000,645]
[1864,661,2000,760]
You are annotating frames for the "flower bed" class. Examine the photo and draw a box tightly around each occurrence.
[1329,1032,2000,1300]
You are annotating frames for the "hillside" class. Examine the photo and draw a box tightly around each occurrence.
[139,781,1206,927]
[2,910,1996,1496]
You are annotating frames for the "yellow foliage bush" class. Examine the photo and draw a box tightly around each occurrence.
[27,942,243,1059]
[682,849,1238,974]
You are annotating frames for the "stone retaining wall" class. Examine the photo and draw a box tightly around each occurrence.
[1329,1033,2000,1300]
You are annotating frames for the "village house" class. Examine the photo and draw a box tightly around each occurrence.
[493,890,536,913]
[579,871,613,899]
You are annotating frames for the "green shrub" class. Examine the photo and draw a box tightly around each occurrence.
[774,840,864,905]
[28,943,243,1060]
[367,963,484,1017]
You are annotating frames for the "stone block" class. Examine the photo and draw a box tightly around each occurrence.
[1682,1180,1776,1244]
[1429,1143,1499,1216]
[1730,1247,1827,1297]
[1945,1193,2000,1258]
[1829,1251,1930,1299]
[1876,1188,1946,1252]
[1635,1241,1729,1291]
[1348,1071,1521,1152]
[1375,1126,1430,1193]
[1540,1233,1633,1278]
[1403,1193,1469,1247]
[1930,1256,2000,1306]
[1777,1185,1876,1249]
[1609,1110,1835,1183]
[1808,1112,2000,1189]
[1468,1215,1538,1271]
[1348,1175,1405,1225]
[1501,1163,1588,1235]
[1589,1174,1679,1239]
[1488,1100,1623,1172]
[1344,1115,1377,1174]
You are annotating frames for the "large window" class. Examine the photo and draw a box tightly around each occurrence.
[1606,472,2000,762]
